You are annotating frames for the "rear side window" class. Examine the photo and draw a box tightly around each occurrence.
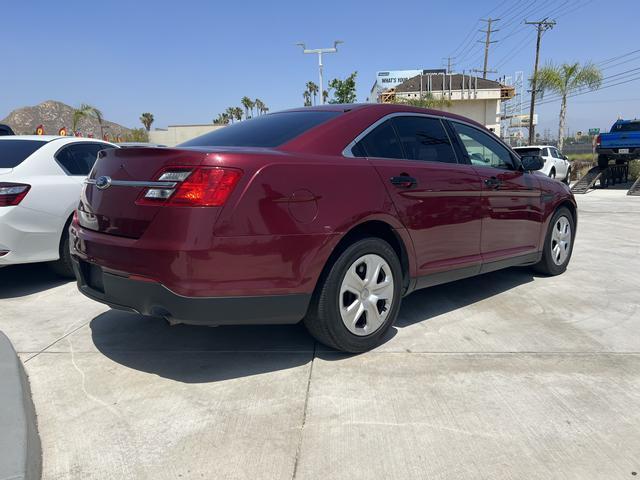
[0,140,47,168]
[56,143,113,176]
[353,120,403,159]
[611,122,640,132]
[180,111,341,148]
[392,116,457,163]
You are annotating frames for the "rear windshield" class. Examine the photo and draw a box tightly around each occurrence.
[0,139,47,168]
[611,122,640,132]
[514,147,542,156]
[180,111,341,148]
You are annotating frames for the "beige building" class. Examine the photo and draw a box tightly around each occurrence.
[380,73,514,136]
[149,124,225,147]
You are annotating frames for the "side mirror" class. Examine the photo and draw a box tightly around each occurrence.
[521,155,544,172]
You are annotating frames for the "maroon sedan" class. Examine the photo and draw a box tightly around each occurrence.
[71,104,576,352]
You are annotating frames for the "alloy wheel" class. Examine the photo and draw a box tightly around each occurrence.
[339,254,394,336]
[551,216,572,266]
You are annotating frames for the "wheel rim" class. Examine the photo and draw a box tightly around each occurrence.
[551,216,572,266]
[339,254,394,336]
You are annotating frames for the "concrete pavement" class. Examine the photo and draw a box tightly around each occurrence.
[1,189,639,479]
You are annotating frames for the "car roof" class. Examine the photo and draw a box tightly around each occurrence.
[514,145,554,149]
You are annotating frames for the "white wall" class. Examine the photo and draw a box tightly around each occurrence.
[149,125,225,147]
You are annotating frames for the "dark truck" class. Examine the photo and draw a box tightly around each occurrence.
[596,119,640,168]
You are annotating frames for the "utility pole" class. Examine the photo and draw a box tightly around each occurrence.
[479,18,499,79]
[296,41,343,105]
[525,18,555,145]
[442,56,456,73]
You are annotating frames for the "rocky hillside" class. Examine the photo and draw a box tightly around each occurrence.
[1,100,131,138]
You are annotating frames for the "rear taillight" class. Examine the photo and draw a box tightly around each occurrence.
[136,167,242,207]
[0,183,30,207]
[596,134,601,146]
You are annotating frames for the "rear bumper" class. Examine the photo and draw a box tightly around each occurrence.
[596,147,640,159]
[72,257,311,325]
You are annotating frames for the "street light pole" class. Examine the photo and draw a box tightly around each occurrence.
[297,41,343,105]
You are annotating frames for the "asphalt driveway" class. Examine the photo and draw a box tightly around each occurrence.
[1,190,639,479]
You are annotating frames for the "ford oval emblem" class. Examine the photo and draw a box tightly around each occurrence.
[95,176,112,190]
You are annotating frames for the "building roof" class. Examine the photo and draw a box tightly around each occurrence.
[395,73,503,93]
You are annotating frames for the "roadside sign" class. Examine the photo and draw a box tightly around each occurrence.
[588,128,600,135]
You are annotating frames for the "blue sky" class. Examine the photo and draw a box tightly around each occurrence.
[1,0,639,135]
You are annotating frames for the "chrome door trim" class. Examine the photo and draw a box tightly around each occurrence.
[85,178,178,188]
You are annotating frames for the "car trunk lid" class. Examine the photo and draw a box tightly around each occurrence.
[79,147,209,238]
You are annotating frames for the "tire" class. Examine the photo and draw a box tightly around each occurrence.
[532,207,575,276]
[597,154,609,169]
[563,168,571,185]
[303,238,403,352]
[49,224,75,278]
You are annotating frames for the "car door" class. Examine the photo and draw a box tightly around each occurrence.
[447,120,543,268]
[349,114,483,283]
[549,147,568,178]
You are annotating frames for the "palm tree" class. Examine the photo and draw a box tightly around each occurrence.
[254,98,265,116]
[241,96,254,119]
[140,112,154,131]
[72,103,103,136]
[225,107,236,123]
[322,90,329,104]
[213,113,229,125]
[303,90,311,107]
[534,62,602,151]
[306,81,319,105]
[233,107,243,123]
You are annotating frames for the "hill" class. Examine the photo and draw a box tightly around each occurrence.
[1,100,131,138]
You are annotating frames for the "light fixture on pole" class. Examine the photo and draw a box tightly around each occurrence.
[296,40,343,105]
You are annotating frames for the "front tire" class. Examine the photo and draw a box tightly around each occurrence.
[533,207,575,276]
[549,168,556,179]
[563,168,571,185]
[303,238,403,352]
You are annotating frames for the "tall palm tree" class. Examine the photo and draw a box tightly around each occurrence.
[225,107,236,123]
[213,113,229,125]
[303,90,311,107]
[233,107,243,123]
[72,103,103,136]
[306,81,319,105]
[241,96,254,119]
[534,62,602,151]
[322,90,329,104]
[254,98,265,116]
[140,112,154,131]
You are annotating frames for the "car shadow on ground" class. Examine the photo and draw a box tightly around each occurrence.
[89,267,535,383]
[0,263,71,299]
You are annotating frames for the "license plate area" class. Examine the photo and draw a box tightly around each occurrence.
[619,148,630,154]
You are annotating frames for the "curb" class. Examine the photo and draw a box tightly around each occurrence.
[0,332,42,480]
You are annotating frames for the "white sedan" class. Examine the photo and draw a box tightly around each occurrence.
[513,145,571,183]
[0,135,116,276]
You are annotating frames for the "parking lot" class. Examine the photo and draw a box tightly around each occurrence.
[1,189,639,479]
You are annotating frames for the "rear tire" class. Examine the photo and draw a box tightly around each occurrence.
[49,225,74,278]
[303,238,403,352]
[597,154,609,169]
[532,207,575,276]
[563,168,571,185]
[549,168,556,179]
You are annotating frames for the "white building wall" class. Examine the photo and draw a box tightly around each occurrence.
[149,124,225,147]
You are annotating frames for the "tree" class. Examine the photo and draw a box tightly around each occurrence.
[126,128,149,142]
[327,72,357,104]
[140,112,154,131]
[213,113,230,125]
[241,96,254,119]
[322,90,329,103]
[392,92,452,109]
[534,62,602,151]
[225,107,236,123]
[303,90,312,107]
[306,81,319,105]
[254,98,266,116]
[72,103,103,136]
[233,107,243,123]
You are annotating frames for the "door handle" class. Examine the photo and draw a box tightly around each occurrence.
[390,175,417,188]
[484,177,502,189]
